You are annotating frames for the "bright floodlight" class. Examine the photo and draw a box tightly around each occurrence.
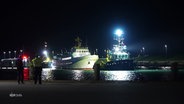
[115,29,123,37]
[142,47,145,50]
[43,50,48,56]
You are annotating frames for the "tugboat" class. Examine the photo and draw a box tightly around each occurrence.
[53,37,99,70]
[101,29,135,70]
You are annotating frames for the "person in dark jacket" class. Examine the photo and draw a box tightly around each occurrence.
[16,55,24,84]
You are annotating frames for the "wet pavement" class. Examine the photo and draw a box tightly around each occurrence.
[0,80,184,104]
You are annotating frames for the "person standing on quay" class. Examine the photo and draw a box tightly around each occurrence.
[28,57,34,80]
[16,55,24,84]
[32,55,43,84]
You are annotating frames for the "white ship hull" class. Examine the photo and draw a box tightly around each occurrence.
[55,55,99,70]
[68,55,99,69]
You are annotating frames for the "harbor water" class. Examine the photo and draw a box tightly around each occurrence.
[42,68,184,81]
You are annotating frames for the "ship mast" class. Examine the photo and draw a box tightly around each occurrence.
[44,41,48,50]
[75,37,82,48]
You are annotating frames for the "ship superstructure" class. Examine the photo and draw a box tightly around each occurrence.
[103,29,134,70]
[53,37,99,70]
[107,30,129,61]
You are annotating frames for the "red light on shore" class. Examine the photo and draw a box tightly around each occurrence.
[22,55,27,59]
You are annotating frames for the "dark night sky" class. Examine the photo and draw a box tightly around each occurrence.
[0,0,184,57]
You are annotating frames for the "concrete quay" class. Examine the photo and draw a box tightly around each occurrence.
[0,80,184,104]
[135,60,184,69]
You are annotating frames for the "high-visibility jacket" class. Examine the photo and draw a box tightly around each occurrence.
[32,57,42,67]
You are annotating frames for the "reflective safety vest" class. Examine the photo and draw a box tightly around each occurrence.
[32,57,42,67]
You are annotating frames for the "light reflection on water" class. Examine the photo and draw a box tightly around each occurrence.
[48,69,138,81]
[72,70,83,80]
[43,69,184,81]
[102,71,136,81]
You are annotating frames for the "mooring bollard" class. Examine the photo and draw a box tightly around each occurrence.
[94,64,100,80]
